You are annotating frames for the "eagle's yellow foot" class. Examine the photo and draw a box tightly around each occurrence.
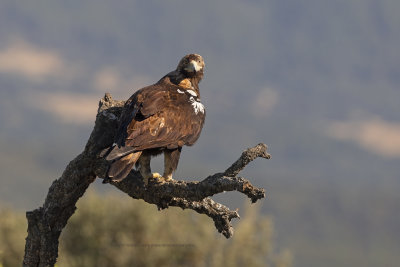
[144,172,164,185]
[152,172,162,178]
[161,174,174,183]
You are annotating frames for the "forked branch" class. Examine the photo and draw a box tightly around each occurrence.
[23,93,270,267]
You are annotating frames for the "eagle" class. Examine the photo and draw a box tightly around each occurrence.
[104,54,206,185]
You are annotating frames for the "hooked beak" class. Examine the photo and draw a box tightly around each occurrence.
[185,60,202,73]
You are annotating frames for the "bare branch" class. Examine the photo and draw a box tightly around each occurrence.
[170,197,239,238]
[224,143,271,177]
[23,93,270,266]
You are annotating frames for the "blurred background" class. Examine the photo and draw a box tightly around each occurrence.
[0,1,399,266]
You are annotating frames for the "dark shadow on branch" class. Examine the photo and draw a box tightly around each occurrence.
[22,93,271,267]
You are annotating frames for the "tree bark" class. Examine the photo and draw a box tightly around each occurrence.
[22,93,271,267]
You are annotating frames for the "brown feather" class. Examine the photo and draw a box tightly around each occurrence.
[108,152,142,181]
[123,78,205,150]
[105,145,136,161]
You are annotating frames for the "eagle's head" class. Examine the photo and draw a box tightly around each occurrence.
[177,54,205,79]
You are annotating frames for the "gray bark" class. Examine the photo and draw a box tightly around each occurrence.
[22,93,271,267]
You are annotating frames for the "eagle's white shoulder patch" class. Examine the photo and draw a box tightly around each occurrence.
[186,89,197,97]
[177,89,185,94]
[189,96,205,114]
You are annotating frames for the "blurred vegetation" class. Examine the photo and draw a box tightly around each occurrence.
[0,190,291,267]
[0,208,26,267]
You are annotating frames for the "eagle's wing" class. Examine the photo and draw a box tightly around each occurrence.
[106,84,168,160]
[125,103,204,151]
[124,86,205,151]
[108,78,205,160]
[115,85,165,144]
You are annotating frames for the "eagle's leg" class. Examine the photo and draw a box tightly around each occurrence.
[163,148,182,182]
[138,153,161,185]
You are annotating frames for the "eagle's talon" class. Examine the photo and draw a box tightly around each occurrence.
[145,172,165,185]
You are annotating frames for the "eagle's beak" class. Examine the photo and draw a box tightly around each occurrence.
[185,60,202,73]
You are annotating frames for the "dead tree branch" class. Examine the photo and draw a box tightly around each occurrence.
[23,93,270,267]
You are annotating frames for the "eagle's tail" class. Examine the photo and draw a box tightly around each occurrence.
[107,151,142,182]
[104,145,136,161]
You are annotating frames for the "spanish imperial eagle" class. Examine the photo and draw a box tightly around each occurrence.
[104,54,205,184]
